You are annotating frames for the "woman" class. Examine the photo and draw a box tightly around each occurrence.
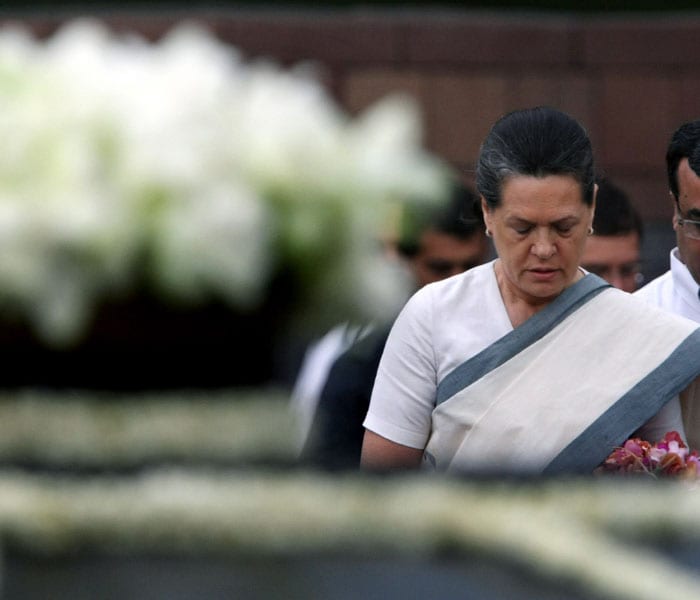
[361,107,700,475]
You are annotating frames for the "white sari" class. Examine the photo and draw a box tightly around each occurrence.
[424,275,700,475]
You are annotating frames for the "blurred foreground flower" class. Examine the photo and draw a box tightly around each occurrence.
[0,19,449,346]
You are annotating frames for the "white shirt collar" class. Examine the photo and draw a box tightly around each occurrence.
[670,247,700,302]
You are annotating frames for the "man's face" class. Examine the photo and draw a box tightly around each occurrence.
[674,158,700,286]
[581,232,641,292]
[409,229,489,288]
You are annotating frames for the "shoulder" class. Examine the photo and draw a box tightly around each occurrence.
[386,260,506,371]
[634,270,673,305]
[390,261,499,341]
[408,260,497,310]
[609,285,698,333]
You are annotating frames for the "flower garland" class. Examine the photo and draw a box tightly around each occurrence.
[597,431,700,479]
[0,19,450,346]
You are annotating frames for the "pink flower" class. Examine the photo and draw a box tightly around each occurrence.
[622,438,648,457]
[596,431,698,479]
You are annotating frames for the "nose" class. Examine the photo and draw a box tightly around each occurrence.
[531,230,556,259]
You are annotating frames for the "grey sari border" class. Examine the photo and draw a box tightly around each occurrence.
[435,274,611,406]
[544,328,700,475]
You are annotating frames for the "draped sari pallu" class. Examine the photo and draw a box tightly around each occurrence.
[424,275,700,476]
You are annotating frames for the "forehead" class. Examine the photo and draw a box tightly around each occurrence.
[498,174,585,217]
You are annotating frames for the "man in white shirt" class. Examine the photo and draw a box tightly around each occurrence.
[635,120,700,323]
[635,119,700,450]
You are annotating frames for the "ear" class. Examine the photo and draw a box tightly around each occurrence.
[480,196,491,226]
[670,191,680,230]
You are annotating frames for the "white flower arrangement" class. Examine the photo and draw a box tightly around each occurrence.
[0,19,449,346]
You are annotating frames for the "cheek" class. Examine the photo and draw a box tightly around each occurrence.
[496,239,530,263]
[565,232,588,250]
[683,238,700,258]
[567,242,587,264]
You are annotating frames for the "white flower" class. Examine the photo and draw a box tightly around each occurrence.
[149,180,273,306]
[0,19,449,346]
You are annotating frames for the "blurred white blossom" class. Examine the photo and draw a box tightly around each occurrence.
[0,19,449,346]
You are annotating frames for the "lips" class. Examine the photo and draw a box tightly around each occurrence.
[529,267,559,280]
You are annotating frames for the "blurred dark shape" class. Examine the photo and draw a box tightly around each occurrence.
[0,281,294,391]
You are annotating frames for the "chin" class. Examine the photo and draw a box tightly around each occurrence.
[525,281,565,300]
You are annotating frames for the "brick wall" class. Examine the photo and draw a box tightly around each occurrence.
[6,8,700,271]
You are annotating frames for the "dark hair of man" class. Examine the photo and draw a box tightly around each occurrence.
[666,120,700,201]
[593,177,643,240]
[476,106,596,210]
[396,183,483,257]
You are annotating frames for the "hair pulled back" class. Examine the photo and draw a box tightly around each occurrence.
[476,106,595,210]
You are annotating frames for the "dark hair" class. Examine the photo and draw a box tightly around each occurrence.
[476,106,595,210]
[593,177,643,240]
[397,183,483,257]
[666,120,700,201]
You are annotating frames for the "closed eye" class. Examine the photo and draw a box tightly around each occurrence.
[553,218,578,235]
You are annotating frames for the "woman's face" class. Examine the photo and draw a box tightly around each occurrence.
[482,174,595,304]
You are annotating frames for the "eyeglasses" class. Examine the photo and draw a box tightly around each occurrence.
[677,216,700,240]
